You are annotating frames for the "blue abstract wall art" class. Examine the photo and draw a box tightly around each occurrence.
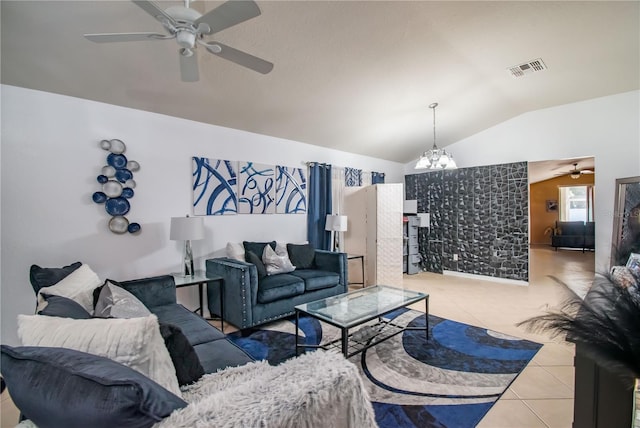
[92,139,141,234]
[192,157,238,216]
[238,162,275,214]
[345,167,363,187]
[275,166,307,214]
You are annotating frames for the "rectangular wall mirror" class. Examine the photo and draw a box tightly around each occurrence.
[611,176,640,265]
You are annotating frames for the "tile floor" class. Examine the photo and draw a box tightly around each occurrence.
[400,245,594,427]
[1,384,20,427]
[0,245,594,427]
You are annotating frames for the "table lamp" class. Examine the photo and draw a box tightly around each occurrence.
[170,215,205,277]
[325,214,348,252]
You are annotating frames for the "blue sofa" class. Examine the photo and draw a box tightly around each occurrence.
[206,250,347,329]
[27,265,252,374]
[551,221,595,252]
[5,267,376,428]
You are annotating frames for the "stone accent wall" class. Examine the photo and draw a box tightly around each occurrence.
[405,162,529,281]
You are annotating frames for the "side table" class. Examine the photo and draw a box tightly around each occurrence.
[172,270,225,333]
[347,254,365,288]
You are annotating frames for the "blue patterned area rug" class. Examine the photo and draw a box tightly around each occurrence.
[227,309,541,428]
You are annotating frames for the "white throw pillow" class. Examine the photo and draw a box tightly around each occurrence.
[226,242,245,262]
[263,245,296,275]
[275,241,289,257]
[94,280,151,319]
[17,314,182,397]
[36,263,102,314]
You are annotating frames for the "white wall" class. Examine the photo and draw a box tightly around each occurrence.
[0,85,404,345]
[404,90,640,273]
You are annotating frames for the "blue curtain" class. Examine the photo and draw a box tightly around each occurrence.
[307,163,332,250]
[372,171,385,184]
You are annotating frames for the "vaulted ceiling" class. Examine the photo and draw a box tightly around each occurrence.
[2,1,638,164]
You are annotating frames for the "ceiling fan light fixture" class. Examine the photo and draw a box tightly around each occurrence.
[569,162,581,179]
[415,102,457,171]
[176,30,196,49]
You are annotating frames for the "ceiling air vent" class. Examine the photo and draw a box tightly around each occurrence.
[507,58,547,78]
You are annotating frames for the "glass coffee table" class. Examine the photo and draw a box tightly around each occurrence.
[295,285,428,358]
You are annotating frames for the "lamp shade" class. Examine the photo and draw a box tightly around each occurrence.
[170,216,204,241]
[325,215,347,232]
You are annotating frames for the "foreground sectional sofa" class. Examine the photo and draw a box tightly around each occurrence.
[1,262,377,428]
[119,274,252,372]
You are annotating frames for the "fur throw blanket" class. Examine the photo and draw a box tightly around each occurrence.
[16,351,377,428]
[159,350,378,427]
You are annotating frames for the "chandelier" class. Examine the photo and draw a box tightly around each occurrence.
[415,103,457,170]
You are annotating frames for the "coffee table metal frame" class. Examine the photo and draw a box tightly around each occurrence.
[295,285,429,358]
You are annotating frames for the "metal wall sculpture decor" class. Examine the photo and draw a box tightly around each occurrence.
[92,139,141,234]
[191,157,306,216]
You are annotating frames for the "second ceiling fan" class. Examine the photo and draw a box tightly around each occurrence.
[84,0,274,82]
[555,162,594,179]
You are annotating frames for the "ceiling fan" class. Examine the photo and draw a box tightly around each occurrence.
[556,162,595,179]
[84,0,273,82]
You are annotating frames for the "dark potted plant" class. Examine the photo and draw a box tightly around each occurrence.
[518,259,640,427]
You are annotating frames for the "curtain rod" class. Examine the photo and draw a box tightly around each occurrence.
[302,161,385,175]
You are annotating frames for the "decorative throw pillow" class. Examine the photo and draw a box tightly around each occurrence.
[226,242,245,262]
[17,314,182,397]
[246,251,267,279]
[29,261,82,295]
[159,323,205,386]
[1,345,186,428]
[94,280,151,319]
[243,241,276,261]
[276,241,308,254]
[275,241,298,263]
[287,243,316,269]
[275,241,289,257]
[262,245,296,276]
[36,263,102,314]
[38,294,92,319]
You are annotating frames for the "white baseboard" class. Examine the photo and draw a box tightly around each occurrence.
[442,270,529,286]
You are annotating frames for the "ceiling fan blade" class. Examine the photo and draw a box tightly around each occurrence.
[204,42,273,74]
[581,170,595,174]
[84,32,170,43]
[195,1,261,35]
[131,0,177,26]
[179,50,200,82]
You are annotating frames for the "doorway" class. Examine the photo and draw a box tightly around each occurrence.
[528,157,595,246]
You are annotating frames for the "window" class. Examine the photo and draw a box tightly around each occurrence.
[559,185,594,222]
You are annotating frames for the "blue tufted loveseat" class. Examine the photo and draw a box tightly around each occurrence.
[206,250,347,330]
